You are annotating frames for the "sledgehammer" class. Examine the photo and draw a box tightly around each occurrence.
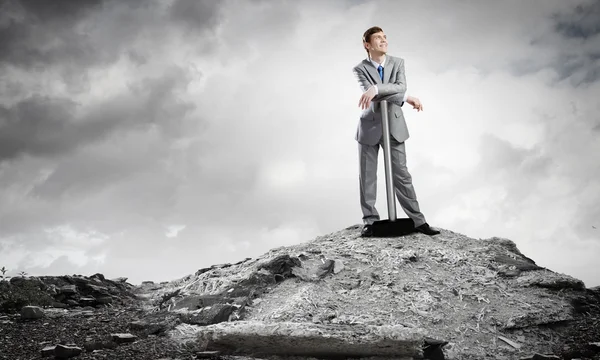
[369,100,416,237]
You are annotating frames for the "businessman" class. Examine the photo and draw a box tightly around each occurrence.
[353,26,440,237]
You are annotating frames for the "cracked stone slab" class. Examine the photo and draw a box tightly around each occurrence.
[191,320,429,358]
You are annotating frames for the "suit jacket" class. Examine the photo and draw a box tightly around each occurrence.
[352,55,410,146]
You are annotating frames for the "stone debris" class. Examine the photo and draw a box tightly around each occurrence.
[498,335,522,349]
[111,332,138,344]
[423,337,449,360]
[128,312,181,336]
[333,259,345,274]
[519,354,561,359]
[196,351,221,358]
[21,305,44,319]
[53,344,82,359]
[40,345,55,357]
[1,273,137,313]
[59,285,77,295]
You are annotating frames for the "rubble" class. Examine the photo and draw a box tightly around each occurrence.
[1,225,599,359]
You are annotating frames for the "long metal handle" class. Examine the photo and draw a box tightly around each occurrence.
[380,101,397,221]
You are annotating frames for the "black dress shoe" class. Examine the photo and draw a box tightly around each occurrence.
[415,223,440,236]
[361,224,374,237]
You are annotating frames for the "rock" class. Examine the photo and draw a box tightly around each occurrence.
[423,337,449,360]
[111,277,128,282]
[21,305,44,320]
[111,333,138,344]
[71,276,93,289]
[193,321,427,357]
[333,259,345,274]
[96,296,113,305]
[54,344,82,358]
[87,284,110,296]
[41,345,55,357]
[58,285,77,295]
[171,294,225,311]
[257,254,301,282]
[298,253,309,261]
[82,310,95,317]
[9,276,33,286]
[316,259,335,278]
[292,258,336,281]
[195,267,213,276]
[493,253,542,271]
[181,304,235,325]
[46,284,58,295]
[516,271,585,291]
[197,351,221,358]
[397,249,419,262]
[79,297,97,307]
[51,301,69,309]
[571,294,600,314]
[90,273,106,281]
[83,340,105,352]
[504,309,573,330]
[227,270,276,298]
[129,312,181,336]
[519,354,560,360]
[498,268,521,278]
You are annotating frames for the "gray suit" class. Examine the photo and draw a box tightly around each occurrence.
[352,55,427,227]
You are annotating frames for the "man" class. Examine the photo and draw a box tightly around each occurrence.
[353,26,440,237]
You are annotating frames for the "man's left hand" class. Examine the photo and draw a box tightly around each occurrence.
[406,96,423,112]
[358,86,377,110]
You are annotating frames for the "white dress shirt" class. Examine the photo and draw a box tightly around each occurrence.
[370,55,409,103]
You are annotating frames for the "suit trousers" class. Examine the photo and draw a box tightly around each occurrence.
[358,137,427,227]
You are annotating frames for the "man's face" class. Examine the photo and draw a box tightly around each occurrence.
[367,31,387,54]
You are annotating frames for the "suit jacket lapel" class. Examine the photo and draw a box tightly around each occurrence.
[362,59,381,85]
[383,56,393,84]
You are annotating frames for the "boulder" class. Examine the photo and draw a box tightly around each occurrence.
[20,305,44,320]
[54,344,82,358]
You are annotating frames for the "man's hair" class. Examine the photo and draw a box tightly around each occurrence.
[362,26,383,58]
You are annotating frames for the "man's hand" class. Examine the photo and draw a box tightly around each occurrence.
[358,86,377,110]
[406,96,423,112]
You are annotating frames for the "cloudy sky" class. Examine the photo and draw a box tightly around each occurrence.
[0,0,598,287]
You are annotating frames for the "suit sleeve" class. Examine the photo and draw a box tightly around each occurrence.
[352,60,406,107]
[352,66,375,93]
[373,93,405,107]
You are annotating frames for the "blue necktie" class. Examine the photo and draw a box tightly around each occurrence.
[377,65,383,81]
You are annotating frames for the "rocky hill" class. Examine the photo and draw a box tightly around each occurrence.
[1,225,599,360]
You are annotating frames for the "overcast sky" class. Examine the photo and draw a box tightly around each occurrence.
[0,0,598,287]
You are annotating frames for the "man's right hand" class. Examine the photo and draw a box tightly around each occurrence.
[359,86,378,110]
[406,96,423,112]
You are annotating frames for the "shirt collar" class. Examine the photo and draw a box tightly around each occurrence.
[370,55,386,68]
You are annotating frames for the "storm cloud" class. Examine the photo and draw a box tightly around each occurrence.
[0,0,598,287]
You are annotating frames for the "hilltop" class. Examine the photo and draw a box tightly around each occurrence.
[1,225,599,359]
